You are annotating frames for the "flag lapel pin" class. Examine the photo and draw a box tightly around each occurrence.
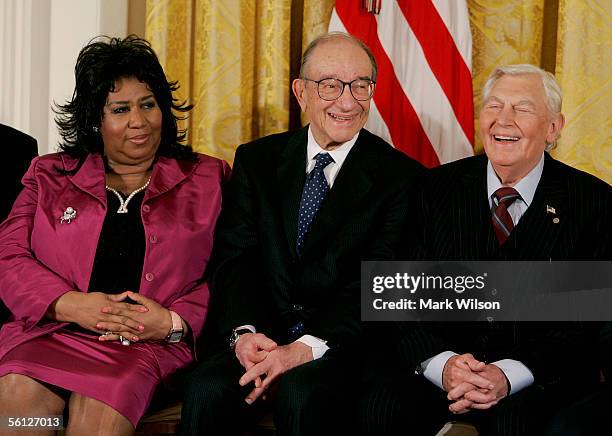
[546,205,559,224]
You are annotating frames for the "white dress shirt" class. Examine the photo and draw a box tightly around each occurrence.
[305,126,358,188]
[486,153,545,225]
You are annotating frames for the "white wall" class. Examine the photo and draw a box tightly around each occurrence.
[0,0,128,155]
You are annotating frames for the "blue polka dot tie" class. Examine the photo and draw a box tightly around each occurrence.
[296,152,334,254]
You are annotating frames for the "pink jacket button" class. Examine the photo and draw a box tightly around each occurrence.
[142,205,151,212]
[149,235,158,243]
[145,273,155,282]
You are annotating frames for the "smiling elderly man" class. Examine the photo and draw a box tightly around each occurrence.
[180,32,423,436]
[362,64,611,436]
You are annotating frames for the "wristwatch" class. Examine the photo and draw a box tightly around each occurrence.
[165,311,184,343]
[229,327,253,350]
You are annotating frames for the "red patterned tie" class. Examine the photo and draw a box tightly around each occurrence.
[491,187,520,245]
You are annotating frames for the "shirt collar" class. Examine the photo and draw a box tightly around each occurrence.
[487,153,544,207]
[306,126,359,168]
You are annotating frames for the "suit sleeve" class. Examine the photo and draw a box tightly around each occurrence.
[306,159,425,353]
[207,148,271,342]
[512,322,601,389]
[169,159,232,343]
[169,280,210,343]
[0,157,74,329]
[380,175,452,369]
[1,129,38,221]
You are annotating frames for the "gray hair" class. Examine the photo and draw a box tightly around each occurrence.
[483,64,562,114]
[299,31,378,81]
[482,64,563,150]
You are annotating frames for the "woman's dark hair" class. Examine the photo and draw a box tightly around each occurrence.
[55,35,195,161]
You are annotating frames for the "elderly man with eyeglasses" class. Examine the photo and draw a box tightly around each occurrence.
[180,32,423,436]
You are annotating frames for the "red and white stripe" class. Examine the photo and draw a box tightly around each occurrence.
[329,0,474,167]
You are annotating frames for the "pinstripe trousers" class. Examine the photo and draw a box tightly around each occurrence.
[360,369,557,436]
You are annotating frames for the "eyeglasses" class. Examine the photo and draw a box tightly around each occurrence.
[302,77,376,101]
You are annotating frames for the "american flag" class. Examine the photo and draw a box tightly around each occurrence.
[329,0,475,167]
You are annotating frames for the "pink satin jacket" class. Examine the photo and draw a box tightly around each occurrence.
[0,152,229,360]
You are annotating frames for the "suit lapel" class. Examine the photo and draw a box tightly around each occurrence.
[301,130,374,256]
[509,154,566,258]
[278,128,308,258]
[65,153,107,205]
[453,155,492,259]
[65,153,197,205]
[145,155,196,202]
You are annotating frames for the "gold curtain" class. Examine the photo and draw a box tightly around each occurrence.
[145,0,611,183]
[469,0,546,153]
[146,0,296,164]
[554,0,611,184]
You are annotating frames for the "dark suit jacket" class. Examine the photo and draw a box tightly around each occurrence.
[393,153,611,390]
[0,123,38,221]
[206,127,423,355]
[0,124,37,324]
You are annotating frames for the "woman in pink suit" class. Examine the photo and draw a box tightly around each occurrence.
[0,36,229,435]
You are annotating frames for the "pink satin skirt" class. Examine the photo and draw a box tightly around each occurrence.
[0,328,193,427]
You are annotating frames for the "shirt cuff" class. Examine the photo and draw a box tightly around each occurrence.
[234,324,256,334]
[419,351,458,390]
[296,334,329,359]
[491,359,534,395]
